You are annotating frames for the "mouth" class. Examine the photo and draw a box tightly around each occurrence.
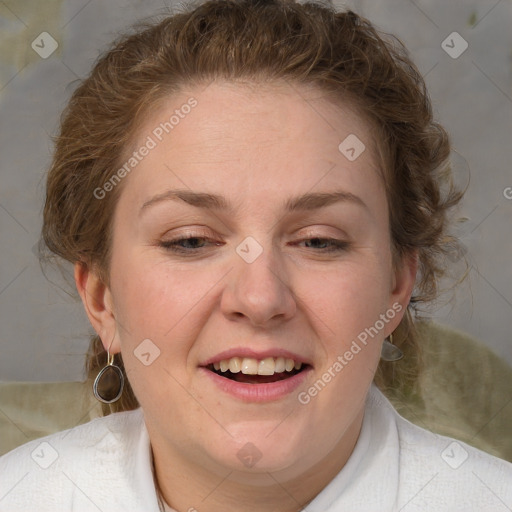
[205,356,310,384]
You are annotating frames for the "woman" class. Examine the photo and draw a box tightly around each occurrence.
[1,0,510,510]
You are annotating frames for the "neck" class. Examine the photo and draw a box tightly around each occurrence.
[152,407,365,512]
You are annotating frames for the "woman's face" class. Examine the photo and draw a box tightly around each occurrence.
[81,81,415,480]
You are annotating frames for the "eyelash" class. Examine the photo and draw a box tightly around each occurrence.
[158,236,350,254]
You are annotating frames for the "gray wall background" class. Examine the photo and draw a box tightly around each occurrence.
[0,0,511,382]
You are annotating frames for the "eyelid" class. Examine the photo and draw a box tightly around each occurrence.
[297,226,351,241]
[159,225,350,241]
[161,226,216,238]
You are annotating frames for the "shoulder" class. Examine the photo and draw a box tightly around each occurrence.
[0,408,159,511]
[0,407,144,466]
[372,391,512,510]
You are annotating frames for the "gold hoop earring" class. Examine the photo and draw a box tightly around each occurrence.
[93,340,124,404]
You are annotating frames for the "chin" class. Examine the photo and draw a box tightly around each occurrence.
[202,426,310,478]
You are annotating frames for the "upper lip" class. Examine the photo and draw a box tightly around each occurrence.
[200,348,312,367]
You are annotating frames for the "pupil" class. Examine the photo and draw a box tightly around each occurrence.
[186,237,203,248]
[307,238,325,249]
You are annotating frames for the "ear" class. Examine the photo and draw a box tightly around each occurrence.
[74,262,121,354]
[384,248,418,337]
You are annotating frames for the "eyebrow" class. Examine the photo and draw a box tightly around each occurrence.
[140,188,369,215]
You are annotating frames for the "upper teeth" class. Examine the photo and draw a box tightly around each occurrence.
[213,357,302,376]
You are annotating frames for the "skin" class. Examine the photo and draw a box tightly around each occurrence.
[75,80,417,512]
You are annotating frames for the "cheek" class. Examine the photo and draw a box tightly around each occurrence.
[109,255,205,409]
[110,228,393,347]
[306,262,392,384]
[112,265,173,338]
[311,257,391,324]
[110,250,220,344]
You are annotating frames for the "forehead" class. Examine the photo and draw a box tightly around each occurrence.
[116,80,386,215]
[132,80,380,162]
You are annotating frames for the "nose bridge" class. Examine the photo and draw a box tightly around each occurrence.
[222,234,296,325]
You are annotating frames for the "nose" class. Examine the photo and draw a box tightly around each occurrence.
[220,240,297,327]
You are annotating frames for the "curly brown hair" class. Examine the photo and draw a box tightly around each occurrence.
[41,0,465,415]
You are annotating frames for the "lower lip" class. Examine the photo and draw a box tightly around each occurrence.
[199,367,312,403]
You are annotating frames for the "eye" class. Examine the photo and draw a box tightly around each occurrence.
[158,235,350,255]
[159,236,221,254]
[295,237,350,253]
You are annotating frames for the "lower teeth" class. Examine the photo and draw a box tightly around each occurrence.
[214,368,300,383]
